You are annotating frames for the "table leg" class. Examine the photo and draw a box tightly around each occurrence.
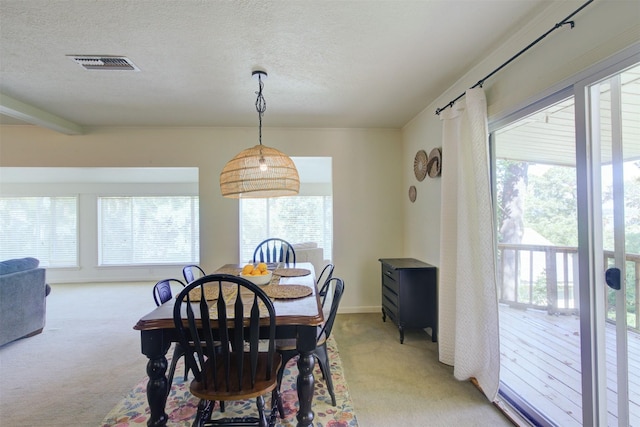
[296,325,317,427]
[141,329,171,427]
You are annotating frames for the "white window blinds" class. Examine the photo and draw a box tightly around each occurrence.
[0,196,78,267]
[239,195,333,264]
[98,196,199,265]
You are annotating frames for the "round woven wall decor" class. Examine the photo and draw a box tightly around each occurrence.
[413,150,428,181]
[427,148,442,178]
[408,185,417,203]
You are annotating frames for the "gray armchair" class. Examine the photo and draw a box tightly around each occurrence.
[0,257,48,347]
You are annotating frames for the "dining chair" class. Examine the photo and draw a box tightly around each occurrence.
[273,277,344,410]
[252,238,296,265]
[153,278,189,393]
[183,264,206,283]
[153,278,185,307]
[173,274,282,427]
[316,263,335,289]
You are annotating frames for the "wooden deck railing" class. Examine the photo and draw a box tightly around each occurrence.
[497,243,640,332]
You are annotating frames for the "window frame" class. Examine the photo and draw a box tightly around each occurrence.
[97,194,200,267]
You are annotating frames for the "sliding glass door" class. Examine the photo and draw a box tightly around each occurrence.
[580,63,639,427]
[492,58,639,426]
[494,94,583,426]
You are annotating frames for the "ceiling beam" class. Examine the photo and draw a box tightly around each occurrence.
[0,93,84,135]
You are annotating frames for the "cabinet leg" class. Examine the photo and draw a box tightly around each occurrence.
[382,308,386,322]
[398,326,404,344]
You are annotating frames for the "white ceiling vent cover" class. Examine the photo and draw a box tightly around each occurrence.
[67,55,140,71]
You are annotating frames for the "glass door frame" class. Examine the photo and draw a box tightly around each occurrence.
[575,51,639,427]
[489,43,640,426]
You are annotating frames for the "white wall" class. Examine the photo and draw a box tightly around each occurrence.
[0,126,403,312]
[402,0,640,267]
[2,1,637,312]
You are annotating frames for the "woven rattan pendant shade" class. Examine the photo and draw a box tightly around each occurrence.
[220,144,300,198]
[220,70,300,198]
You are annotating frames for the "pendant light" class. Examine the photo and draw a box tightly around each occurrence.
[220,70,300,198]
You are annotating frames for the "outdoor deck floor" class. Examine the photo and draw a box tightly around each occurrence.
[499,304,640,427]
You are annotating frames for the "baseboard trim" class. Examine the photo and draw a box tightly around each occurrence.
[338,306,381,314]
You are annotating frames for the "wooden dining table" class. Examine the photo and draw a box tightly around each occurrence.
[134,262,324,427]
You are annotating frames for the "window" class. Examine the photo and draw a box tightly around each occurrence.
[239,196,333,263]
[238,157,333,264]
[98,196,199,265]
[0,196,78,267]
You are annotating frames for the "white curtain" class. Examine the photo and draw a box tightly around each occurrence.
[437,87,500,401]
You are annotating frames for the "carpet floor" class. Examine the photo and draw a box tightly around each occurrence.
[0,283,515,427]
[101,337,357,427]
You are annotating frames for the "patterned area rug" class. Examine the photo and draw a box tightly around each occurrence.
[101,337,358,426]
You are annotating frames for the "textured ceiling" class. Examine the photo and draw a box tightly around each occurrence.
[0,0,554,133]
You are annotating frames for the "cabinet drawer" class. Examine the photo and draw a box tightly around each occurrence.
[383,302,398,323]
[382,272,399,294]
[382,283,398,307]
[382,264,399,282]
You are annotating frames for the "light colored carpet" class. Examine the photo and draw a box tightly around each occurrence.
[0,282,513,426]
[333,313,514,427]
[0,282,152,426]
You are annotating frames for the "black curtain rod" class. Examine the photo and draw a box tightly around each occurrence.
[434,0,594,115]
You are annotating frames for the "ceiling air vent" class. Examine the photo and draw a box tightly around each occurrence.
[67,55,140,71]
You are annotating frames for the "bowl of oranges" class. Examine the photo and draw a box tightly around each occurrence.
[239,262,273,286]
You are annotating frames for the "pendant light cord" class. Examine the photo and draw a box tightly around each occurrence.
[255,74,266,145]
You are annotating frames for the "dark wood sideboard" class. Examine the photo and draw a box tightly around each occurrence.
[379,258,437,344]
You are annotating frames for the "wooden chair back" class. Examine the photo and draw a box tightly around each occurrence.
[252,238,296,265]
[173,274,279,395]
